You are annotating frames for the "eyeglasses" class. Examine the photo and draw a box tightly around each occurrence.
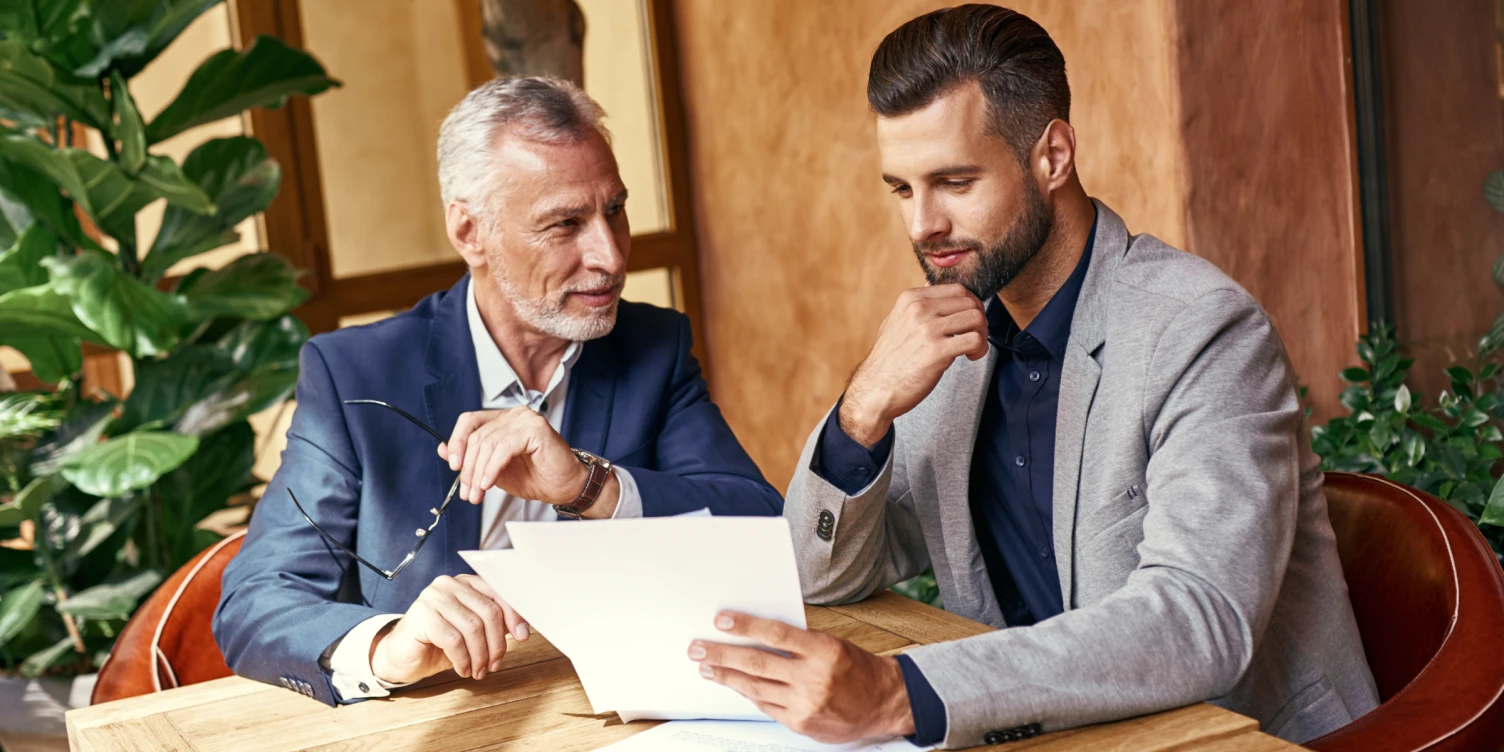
[288,399,460,581]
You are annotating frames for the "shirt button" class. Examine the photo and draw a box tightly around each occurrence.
[1014,455,1026,467]
[1040,547,1051,559]
[1029,370,1041,382]
[358,682,370,693]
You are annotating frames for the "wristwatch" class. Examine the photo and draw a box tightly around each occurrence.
[557,448,613,520]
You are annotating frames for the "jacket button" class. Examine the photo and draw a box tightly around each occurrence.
[358,682,370,693]
[1027,722,1042,736]
[816,510,835,541]
[984,730,1005,745]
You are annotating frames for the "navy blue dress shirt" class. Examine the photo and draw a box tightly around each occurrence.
[815,215,1096,745]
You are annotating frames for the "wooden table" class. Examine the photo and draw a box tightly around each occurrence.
[67,591,1302,751]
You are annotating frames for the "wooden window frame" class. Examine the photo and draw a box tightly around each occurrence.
[233,0,709,368]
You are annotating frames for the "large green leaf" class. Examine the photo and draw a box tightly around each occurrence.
[158,421,251,563]
[173,315,305,435]
[105,0,226,80]
[0,283,99,341]
[57,570,162,620]
[0,474,57,525]
[4,333,82,384]
[0,223,54,292]
[115,344,231,433]
[143,136,280,279]
[0,156,88,250]
[43,252,187,356]
[0,581,45,650]
[0,39,110,132]
[109,70,146,173]
[1486,171,1504,215]
[30,398,113,475]
[19,635,76,677]
[0,135,213,241]
[146,35,338,144]
[1483,476,1504,528]
[61,430,198,497]
[183,252,307,321]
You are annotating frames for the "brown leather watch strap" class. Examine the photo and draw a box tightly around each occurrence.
[558,449,611,519]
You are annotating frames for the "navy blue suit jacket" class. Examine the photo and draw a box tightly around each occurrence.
[214,277,782,705]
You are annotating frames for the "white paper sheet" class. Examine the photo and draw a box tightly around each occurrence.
[461,514,807,722]
[592,720,931,752]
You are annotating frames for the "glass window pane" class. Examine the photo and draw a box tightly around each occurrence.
[300,0,472,279]
[127,3,261,276]
[577,0,670,235]
[622,266,676,310]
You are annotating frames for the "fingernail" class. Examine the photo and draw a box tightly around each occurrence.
[476,669,485,680]
[715,614,734,630]
[460,482,469,497]
[491,660,504,672]
[515,623,530,640]
[688,644,706,660]
[449,454,459,470]
[699,663,714,678]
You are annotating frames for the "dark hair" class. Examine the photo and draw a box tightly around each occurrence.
[868,4,1069,159]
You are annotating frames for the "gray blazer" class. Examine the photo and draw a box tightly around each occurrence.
[784,202,1379,748]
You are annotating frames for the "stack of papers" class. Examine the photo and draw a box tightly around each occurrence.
[461,513,807,722]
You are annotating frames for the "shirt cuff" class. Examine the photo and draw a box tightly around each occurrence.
[814,397,894,496]
[322,613,409,702]
[896,653,947,746]
[608,466,642,519]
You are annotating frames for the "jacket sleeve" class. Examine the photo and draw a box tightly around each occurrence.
[213,341,384,707]
[622,314,785,517]
[904,290,1303,749]
[783,403,929,605]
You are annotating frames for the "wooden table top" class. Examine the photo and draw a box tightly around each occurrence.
[67,591,1304,751]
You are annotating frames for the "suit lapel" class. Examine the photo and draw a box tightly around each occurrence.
[425,276,483,575]
[1052,200,1127,608]
[915,349,1002,624]
[561,336,615,456]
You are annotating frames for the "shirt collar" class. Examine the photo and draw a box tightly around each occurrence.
[466,277,581,405]
[987,209,1098,362]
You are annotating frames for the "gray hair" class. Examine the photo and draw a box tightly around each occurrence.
[437,76,609,216]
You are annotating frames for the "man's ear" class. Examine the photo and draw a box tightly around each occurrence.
[1033,118,1077,193]
[446,201,488,268]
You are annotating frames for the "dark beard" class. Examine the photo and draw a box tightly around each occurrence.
[913,178,1054,300]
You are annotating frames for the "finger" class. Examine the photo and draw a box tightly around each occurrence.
[690,641,794,683]
[906,292,983,320]
[713,612,816,655]
[476,430,523,497]
[942,330,989,361]
[458,574,530,641]
[446,413,479,471]
[427,589,491,680]
[461,425,491,503]
[443,580,511,672]
[934,307,987,336]
[900,284,976,302]
[418,609,473,679]
[700,664,790,706]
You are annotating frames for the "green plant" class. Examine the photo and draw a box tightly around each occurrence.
[1480,171,1504,354]
[0,1,337,678]
[1311,324,1504,560]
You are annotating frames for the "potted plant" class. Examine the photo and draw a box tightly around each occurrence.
[0,2,337,747]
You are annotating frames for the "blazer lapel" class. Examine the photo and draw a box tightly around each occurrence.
[425,276,483,575]
[1052,200,1127,608]
[561,336,615,456]
[913,349,1002,624]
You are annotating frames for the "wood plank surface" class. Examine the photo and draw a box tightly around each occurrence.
[67,594,1304,751]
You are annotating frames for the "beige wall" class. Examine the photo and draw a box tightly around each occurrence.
[673,0,1188,489]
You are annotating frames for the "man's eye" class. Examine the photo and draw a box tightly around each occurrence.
[553,218,579,229]
[606,203,626,216]
[890,185,912,196]
[943,179,973,189]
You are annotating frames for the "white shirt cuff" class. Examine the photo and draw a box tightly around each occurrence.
[608,466,643,519]
[324,613,408,701]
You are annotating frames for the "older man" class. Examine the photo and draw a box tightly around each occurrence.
[215,77,782,706]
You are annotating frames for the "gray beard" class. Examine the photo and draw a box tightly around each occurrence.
[492,268,621,342]
[914,178,1054,301]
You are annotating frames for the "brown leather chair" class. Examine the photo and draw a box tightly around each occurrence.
[1306,472,1504,751]
[90,530,245,704]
